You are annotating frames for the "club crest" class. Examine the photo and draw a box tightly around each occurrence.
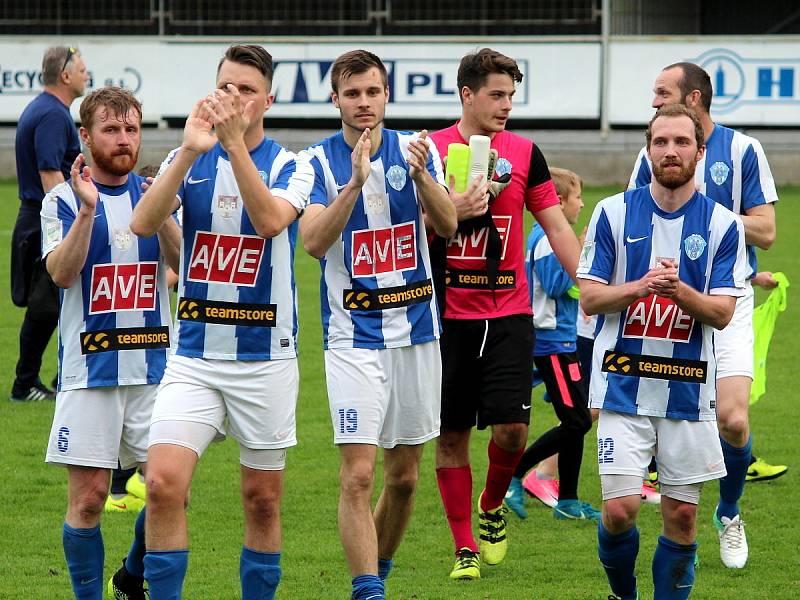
[710,161,730,186]
[683,234,707,260]
[386,165,407,191]
[258,170,269,185]
[216,195,239,218]
[113,228,133,251]
[495,158,512,177]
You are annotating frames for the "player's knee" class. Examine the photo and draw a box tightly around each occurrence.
[384,469,419,501]
[493,423,527,451]
[437,429,470,456]
[242,486,281,523]
[718,412,749,443]
[145,468,187,510]
[340,465,375,498]
[602,500,637,532]
[664,503,697,540]
[70,483,107,520]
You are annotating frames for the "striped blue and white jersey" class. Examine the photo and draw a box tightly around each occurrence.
[41,175,172,391]
[526,223,577,355]
[303,129,445,350]
[577,186,748,421]
[160,138,313,360]
[628,124,778,278]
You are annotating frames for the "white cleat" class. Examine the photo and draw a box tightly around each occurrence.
[714,512,748,568]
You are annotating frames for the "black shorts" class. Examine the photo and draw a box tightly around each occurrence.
[440,314,534,430]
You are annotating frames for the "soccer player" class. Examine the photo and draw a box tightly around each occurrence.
[629,62,782,568]
[42,87,178,600]
[429,48,581,580]
[300,49,456,600]
[130,45,313,599]
[505,167,599,523]
[581,104,747,600]
[12,45,89,402]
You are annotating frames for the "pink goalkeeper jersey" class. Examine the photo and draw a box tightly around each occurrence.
[430,124,560,320]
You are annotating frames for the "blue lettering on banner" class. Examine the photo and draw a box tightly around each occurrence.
[688,48,800,114]
[272,59,528,106]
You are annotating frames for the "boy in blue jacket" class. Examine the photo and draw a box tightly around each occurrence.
[506,168,600,521]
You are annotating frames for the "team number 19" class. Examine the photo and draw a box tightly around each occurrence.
[338,408,358,433]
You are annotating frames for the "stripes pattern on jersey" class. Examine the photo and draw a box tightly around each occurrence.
[41,175,172,391]
[577,186,748,420]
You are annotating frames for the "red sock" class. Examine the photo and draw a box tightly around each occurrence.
[436,466,477,553]
[480,439,525,512]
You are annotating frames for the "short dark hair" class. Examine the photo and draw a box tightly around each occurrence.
[218,45,274,86]
[646,104,704,150]
[457,48,523,101]
[663,61,713,113]
[79,86,142,131]
[330,50,387,93]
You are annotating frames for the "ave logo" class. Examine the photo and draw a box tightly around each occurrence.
[446,216,512,260]
[623,294,694,342]
[351,222,417,278]
[89,262,158,314]
[187,232,265,286]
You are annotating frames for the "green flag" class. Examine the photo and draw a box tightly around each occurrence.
[750,272,790,405]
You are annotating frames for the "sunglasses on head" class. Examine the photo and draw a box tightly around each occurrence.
[61,47,77,73]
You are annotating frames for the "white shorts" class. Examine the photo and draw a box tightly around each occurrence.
[46,385,156,469]
[597,410,726,487]
[325,340,441,448]
[714,282,754,379]
[150,354,298,450]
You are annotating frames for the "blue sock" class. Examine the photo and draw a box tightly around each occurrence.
[598,522,639,600]
[377,557,393,581]
[652,535,696,600]
[718,435,752,519]
[351,574,384,600]
[240,547,281,600]
[144,550,189,600]
[124,508,146,578]
[63,523,104,599]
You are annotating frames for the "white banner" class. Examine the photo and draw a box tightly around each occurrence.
[609,40,800,125]
[0,40,600,123]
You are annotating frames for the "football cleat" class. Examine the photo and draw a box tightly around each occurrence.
[108,559,148,599]
[478,492,509,565]
[746,457,788,482]
[522,470,559,508]
[713,509,748,569]
[504,476,528,519]
[125,471,146,500]
[9,379,55,402]
[553,499,601,521]
[640,480,661,504]
[104,493,145,514]
[449,547,480,580]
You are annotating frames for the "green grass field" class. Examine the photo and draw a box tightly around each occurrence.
[0,180,798,599]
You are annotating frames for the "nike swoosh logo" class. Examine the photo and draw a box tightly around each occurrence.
[626,235,647,243]
[522,404,531,410]
[187,176,210,184]
[335,183,347,191]
[79,577,98,585]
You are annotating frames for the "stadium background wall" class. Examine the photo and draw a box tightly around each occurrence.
[0,36,797,184]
